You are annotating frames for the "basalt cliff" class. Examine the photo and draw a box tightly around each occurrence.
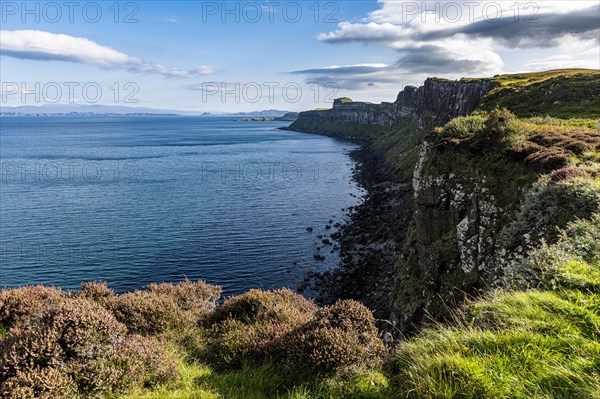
[289,77,498,138]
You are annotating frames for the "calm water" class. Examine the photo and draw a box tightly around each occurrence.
[0,116,362,296]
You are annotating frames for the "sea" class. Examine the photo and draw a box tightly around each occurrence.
[0,116,362,297]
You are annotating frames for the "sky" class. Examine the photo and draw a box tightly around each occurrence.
[1,0,599,112]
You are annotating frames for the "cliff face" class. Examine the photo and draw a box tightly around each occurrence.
[288,78,498,137]
[400,78,498,124]
[289,77,507,330]
[390,143,536,332]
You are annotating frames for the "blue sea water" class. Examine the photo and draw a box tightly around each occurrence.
[0,116,362,296]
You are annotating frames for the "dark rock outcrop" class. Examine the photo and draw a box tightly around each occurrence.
[288,78,498,138]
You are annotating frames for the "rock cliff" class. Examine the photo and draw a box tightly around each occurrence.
[390,142,536,332]
[288,78,498,137]
[289,77,504,329]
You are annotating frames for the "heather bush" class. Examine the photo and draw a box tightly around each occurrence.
[68,355,129,396]
[206,318,290,369]
[511,140,545,160]
[528,126,600,153]
[549,167,591,182]
[438,115,486,140]
[275,300,385,375]
[0,286,181,397]
[108,280,221,335]
[146,280,221,317]
[1,297,124,380]
[68,335,179,396]
[504,177,600,247]
[109,290,186,335]
[42,298,126,358]
[0,286,65,328]
[563,139,594,154]
[471,108,528,150]
[78,281,115,301]
[210,288,315,325]
[1,328,63,381]
[128,335,179,387]
[205,289,316,369]
[1,367,76,399]
[524,147,574,172]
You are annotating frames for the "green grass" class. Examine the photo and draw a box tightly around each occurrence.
[390,214,600,398]
[480,69,600,119]
[122,362,391,399]
[527,115,598,129]
[490,69,598,87]
[372,117,422,180]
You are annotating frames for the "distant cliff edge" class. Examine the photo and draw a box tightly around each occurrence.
[288,77,498,139]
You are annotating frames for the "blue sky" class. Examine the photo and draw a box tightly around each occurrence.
[1,1,599,112]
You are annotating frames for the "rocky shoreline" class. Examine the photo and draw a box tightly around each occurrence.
[302,142,414,322]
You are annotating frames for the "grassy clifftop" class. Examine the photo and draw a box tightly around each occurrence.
[481,69,600,120]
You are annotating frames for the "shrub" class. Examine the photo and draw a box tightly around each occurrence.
[68,356,128,396]
[108,290,184,335]
[1,297,125,380]
[205,289,316,369]
[119,334,180,388]
[78,281,115,301]
[504,177,600,247]
[528,126,600,153]
[39,297,126,359]
[209,288,315,325]
[0,286,65,329]
[68,335,179,395]
[471,108,528,150]
[146,280,221,317]
[0,367,76,399]
[108,280,221,335]
[524,147,574,172]
[0,287,180,397]
[511,140,545,160]
[0,328,63,381]
[206,318,290,369]
[549,167,590,182]
[275,300,385,375]
[563,139,594,154]
[438,115,486,140]
[512,213,600,291]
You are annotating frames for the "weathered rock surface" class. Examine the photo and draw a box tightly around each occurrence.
[288,78,498,137]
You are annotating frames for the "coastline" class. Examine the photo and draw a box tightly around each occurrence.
[286,124,414,322]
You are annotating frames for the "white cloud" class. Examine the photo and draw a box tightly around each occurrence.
[299,0,599,90]
[0,30,214,78]
[524,53,600,71]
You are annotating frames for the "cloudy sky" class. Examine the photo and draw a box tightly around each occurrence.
[1,0,598,112]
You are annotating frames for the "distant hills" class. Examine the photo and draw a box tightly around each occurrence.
[0,104,293,117]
